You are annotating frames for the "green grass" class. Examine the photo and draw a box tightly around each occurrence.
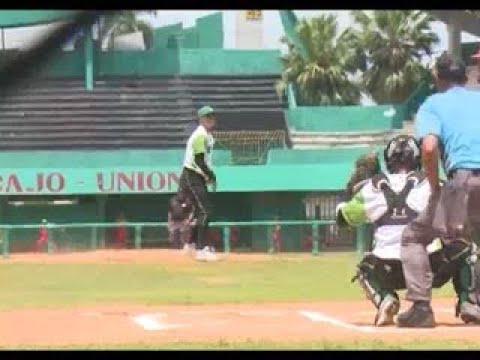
[5,339,480,350]
[0,252,455,310]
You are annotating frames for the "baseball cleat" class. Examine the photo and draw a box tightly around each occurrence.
[396,301,436,328]
[182,243,195,256]
[375,294,400,327]
[459,302,480,324]
[204,246,217,262]
[195,249,207,262]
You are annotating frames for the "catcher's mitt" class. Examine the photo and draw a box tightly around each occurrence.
[344,152,381,200]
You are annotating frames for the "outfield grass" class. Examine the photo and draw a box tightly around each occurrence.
[0,252,454,310]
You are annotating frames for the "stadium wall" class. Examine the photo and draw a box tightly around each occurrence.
[0,10,76,27]
[0,147,369,251]
[285,105,406,133]
[32,48,281,77]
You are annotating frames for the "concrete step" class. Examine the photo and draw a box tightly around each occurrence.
[290,131,391,145]
[292,143,374,150]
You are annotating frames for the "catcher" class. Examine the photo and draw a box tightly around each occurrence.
[336,134,480,326]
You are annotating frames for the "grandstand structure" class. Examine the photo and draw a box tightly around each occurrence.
[0,10,458,253]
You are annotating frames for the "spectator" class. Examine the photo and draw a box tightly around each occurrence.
[303,233,313,252]
[113,213,128,249]
[36,219,57,252]
[272,217,282,253]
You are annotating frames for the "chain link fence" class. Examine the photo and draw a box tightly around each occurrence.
[0,220,369,258]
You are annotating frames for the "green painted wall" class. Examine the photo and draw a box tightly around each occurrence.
[39,49,85,78]
[0,148,367,195]
[153,23,183,48]
[179,49,281,75]
[96,48,180,76]
[0,10,77,27]
[285,104,407,132]
[181,28,199,48]
[196,12,223,48]
[267,148,380,165]
[35,48,281,77]
[0,150,232,168]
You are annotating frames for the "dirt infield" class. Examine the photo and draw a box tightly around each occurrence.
[4,249,273,264]
[0,299,476,347]
[1,249,479,348]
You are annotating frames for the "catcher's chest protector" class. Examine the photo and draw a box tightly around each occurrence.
[374,173,420,228]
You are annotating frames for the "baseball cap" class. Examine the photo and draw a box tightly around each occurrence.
[197,106,215,118]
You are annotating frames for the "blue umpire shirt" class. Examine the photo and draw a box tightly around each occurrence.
[415,86,480,172]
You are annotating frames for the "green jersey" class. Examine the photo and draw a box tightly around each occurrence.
[183,125,215,177]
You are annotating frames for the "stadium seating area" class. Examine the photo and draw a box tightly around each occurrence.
[0,75,286,150]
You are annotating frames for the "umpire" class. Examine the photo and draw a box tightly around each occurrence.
[178,105,217,261]
[398,52,480,327]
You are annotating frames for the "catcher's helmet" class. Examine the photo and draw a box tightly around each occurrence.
[384,135,421,173]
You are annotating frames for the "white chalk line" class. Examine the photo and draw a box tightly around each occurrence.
[178,310,287,317]
[299,310,376,333]
[300,309,478,333]
[131,313,191,331]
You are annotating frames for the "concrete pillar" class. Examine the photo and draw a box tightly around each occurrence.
[447,22,462,59]
[84,25,94,91]
[96,195,107,248]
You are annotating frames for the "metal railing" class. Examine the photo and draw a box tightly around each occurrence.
[0,220,369,260]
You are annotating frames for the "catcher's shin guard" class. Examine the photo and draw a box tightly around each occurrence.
[352,256,387,309]
[450,242,480,317]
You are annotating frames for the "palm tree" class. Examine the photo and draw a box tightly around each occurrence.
[99,11,156,50]
[276,14,362,106]
[347,10,438,104]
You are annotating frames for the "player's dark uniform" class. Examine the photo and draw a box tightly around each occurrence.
[178,123,216,253]
[168,193,194,248]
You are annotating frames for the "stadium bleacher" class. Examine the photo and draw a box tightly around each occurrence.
[0,75,287,150]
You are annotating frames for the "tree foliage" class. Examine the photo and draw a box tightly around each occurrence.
[277,14,362,106]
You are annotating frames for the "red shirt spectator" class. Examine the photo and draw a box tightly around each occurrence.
[113,213,127,249]
[36,226,48,252]
[303,234,313,252]
[36,219,57,252]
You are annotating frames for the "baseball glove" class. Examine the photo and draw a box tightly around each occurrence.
[344,152,381,200]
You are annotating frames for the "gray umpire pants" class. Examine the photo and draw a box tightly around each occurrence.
[401,169,480,302]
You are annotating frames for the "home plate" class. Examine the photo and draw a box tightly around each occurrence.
[131,313,190,331]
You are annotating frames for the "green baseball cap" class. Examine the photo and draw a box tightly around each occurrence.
[197,105,215,118]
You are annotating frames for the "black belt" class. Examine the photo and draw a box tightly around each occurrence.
[448,168,480,179]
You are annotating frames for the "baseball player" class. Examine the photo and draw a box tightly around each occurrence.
[337,135,480,326]
[178,105,217,262]
[398,53,480,328]
[168,191,195,249]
